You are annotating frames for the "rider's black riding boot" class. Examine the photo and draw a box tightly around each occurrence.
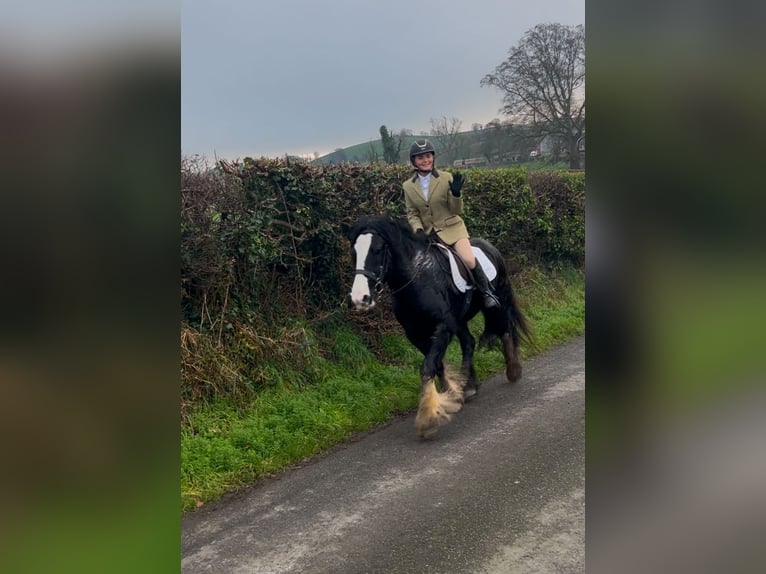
[472,263,499,308]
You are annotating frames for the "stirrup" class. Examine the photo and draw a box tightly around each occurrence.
[482,291,500,308]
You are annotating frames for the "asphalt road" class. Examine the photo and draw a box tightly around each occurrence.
[182,336,585,574]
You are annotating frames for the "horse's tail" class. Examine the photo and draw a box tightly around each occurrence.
[503,283,533,349]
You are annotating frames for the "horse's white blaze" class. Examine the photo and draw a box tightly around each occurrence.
[350,233,374,308]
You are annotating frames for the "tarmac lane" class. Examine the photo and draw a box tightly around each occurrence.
[182,336,585,574]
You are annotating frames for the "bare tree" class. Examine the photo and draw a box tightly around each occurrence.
[481,23,585,169]
[479,118,531,165]
[429,116,463,165]
[480,119,510,163]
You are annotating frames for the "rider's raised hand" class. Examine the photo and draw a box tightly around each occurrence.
[449,171,464,197]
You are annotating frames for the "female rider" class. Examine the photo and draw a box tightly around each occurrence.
[402,139,499,308]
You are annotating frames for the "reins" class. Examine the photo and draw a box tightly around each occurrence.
[389,274,416,296]
[389,241,431,295]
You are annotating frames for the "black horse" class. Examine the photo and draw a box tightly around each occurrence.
[348,215,531,438]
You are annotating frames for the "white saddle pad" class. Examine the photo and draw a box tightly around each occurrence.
[434,244,497,293]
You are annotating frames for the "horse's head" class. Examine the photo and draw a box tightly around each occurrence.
[348,226,389,310]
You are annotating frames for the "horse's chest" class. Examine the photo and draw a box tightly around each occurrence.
[392,294,441,327]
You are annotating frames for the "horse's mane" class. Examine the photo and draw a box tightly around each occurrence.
[349,215,427,254]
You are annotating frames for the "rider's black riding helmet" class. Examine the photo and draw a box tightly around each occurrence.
[409,139,436,167]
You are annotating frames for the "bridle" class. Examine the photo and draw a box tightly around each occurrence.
[353,230,424,297]
[354,237,390,295]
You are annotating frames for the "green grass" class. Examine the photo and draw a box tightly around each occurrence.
[181,265,584,511]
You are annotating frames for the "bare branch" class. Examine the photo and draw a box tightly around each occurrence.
[481,23,585,168]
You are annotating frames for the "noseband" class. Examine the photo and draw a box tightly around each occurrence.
[355,238,389,295]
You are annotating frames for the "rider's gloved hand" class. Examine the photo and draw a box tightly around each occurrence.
[449,171,464,197]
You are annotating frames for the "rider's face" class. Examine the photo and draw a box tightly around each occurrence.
[413,153,434,172]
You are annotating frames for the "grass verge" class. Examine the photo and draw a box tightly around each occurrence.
[181,265,584,512]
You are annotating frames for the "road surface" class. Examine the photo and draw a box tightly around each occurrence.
[182,336,585,573]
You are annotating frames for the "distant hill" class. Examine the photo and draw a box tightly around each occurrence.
[314,131,499,167]
[312,127,566,169]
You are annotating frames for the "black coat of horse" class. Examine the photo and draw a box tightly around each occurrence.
[348,215,531,438]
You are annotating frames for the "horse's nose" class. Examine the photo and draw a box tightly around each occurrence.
[348,292,374,310]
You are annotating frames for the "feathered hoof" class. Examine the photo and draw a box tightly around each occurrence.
[415,378,463,439]
[415,418,441,440]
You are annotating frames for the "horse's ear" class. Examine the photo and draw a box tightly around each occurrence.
[344,215,370,241]
[340,220,357,241]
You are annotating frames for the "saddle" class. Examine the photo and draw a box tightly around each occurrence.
[432,242,497,293]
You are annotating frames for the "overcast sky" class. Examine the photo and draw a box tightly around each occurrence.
[182,0,583,160]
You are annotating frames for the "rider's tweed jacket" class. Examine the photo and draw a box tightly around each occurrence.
[402,169,469,246]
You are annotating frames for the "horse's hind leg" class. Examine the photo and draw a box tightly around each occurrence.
[484,294,524,383]
[502,332,522,382]
[456,325,479,401]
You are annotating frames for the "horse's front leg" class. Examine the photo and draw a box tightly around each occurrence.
[420,323,450,382]
[456,324,479,401]
[415,324,464,439]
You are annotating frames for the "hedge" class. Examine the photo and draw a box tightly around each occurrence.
[180,157,584,400]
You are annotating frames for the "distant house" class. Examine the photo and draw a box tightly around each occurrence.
[452,157,489,168]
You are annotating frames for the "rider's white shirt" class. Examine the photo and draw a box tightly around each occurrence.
[418,173,431,201]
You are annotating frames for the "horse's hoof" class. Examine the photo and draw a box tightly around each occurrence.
[506,363,522,382]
